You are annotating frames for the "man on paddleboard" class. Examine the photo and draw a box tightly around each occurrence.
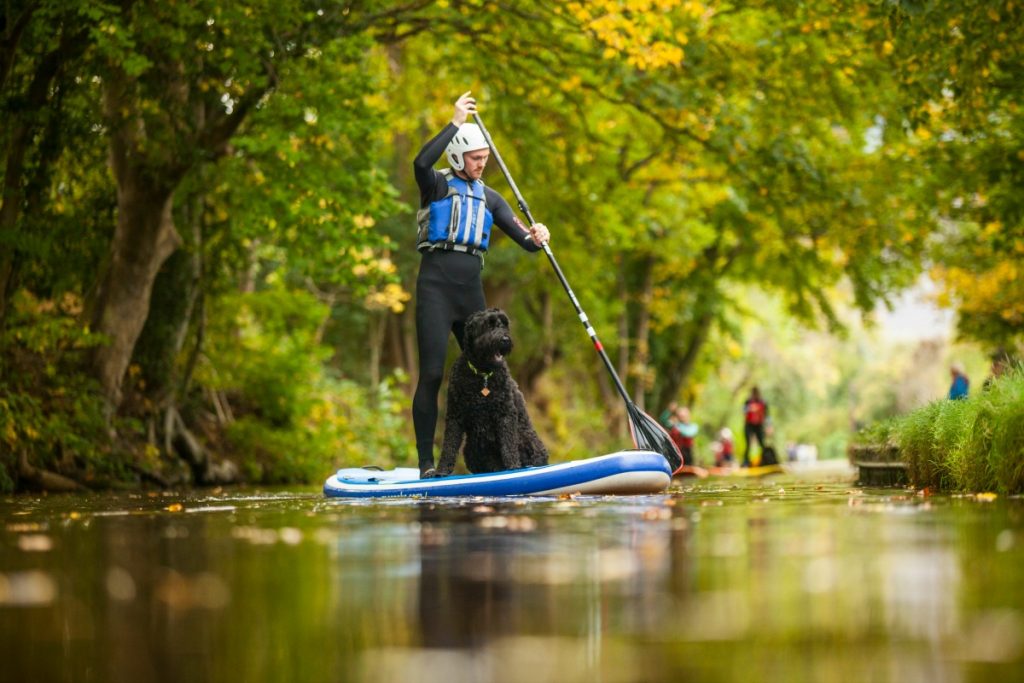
[411,92,550,477]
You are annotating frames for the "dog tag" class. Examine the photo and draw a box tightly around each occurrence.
[481,387,491,397]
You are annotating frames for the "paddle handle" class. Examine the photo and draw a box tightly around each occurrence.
[471,113,632,406]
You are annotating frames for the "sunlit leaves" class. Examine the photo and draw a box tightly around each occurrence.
[563,0,690,70]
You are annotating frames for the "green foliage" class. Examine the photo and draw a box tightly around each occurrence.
[978,366,1024,492]
[871,1,1024,347]
[851,417,898,449]
[859,365,1024,493]
[195,286,412,483]
[198,287,332,426]
[0,291,121,491]
[214,31,403,295]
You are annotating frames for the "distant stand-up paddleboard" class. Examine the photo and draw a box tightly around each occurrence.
[323,451,672,498]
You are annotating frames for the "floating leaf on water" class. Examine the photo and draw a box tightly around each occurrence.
[165,503,184,512]
[976,492,998,502]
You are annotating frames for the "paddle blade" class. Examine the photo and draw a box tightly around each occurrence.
[626,403,683,473]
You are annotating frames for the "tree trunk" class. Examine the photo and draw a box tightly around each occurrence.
[384,310,407,377]
[655,311,715,410]
[132,247,199,404]
[91,179,182,410]
[402,305,417,388]
[368,310,385,393]
[632,257,655,410]
[616,264,631,392]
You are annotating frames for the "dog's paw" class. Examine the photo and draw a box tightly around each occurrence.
[420,467,438,479]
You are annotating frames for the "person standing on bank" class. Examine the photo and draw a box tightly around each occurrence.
[412,92,551,477]
[948,361,969,400]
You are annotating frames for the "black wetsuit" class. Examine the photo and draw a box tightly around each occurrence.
[412,123,541,473]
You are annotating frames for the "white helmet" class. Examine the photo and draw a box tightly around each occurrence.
[445,123,488,171]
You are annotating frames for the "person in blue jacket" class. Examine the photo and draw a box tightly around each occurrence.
[411,92,550,477]
[948,362,969,400]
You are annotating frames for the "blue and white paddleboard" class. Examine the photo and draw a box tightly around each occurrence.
[323,450,672,498]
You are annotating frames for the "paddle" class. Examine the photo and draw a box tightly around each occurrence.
[471,113,683,473]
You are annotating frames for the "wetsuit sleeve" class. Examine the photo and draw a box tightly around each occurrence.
[486,188,542,253]
[413,123,459,207]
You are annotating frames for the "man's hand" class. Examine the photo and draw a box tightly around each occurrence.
[452,91,477,127]
[529,222,550,246]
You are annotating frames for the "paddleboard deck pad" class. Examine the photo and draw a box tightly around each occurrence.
[324,450,672,498]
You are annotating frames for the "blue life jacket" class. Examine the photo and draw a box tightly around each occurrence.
[417,169,493,251]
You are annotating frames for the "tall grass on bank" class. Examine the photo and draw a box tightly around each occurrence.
[856,366,1024,493]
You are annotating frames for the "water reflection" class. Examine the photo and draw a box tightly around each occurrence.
[0,479,1022,682]
[355,499,689,683]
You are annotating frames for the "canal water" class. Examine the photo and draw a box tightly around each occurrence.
[2,464,1022,682]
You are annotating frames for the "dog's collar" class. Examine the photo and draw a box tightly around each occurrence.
[466,359,494,397]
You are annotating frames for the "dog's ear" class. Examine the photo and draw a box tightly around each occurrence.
[464,311,482,349]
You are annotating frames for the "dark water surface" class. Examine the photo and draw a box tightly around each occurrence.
[2,464,1023,683]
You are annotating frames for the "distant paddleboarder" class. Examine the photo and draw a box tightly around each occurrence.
[742,386,768,467]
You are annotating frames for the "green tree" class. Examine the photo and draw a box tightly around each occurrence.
[872,0,1024,348]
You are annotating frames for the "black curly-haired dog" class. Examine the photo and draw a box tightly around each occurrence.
[424,308,548,478]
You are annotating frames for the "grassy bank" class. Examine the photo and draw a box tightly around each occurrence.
[854,366,1024,493]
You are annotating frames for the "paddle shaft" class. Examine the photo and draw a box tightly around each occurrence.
[471,113,633,408]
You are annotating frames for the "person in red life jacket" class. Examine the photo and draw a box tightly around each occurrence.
[742,386,768,467]
[714,427,734,467]
[411,92,550,477]
[668,406,699,466]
